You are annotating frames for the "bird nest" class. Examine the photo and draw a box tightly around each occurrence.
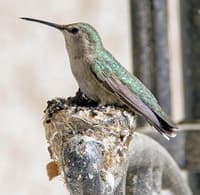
[43,91,136,191]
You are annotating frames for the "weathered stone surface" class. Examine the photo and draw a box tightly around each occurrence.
[185,130,200,171]
[142,126,200,171]
[181,0,200,120]
[180,1,200,194]
[143,128,186,168]
[127,133,192,195]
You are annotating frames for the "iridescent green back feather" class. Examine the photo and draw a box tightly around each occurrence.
[93,50,175,126]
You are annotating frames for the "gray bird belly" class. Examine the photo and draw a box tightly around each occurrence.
[80,69,118,104]
[71,61,118,105]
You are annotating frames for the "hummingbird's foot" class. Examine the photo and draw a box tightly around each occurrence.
[67,88,99,107]
[43,90,99,120]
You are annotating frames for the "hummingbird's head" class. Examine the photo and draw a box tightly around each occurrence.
[62,23,103,56]
[20,17,103,57]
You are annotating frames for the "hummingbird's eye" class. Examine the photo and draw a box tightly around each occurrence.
[68,27,79,34]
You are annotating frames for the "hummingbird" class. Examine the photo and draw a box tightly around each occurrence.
[21,17,177,139]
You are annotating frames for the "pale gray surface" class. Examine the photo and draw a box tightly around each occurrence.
[127,133,192,195]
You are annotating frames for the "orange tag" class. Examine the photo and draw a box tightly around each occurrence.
[46,161,60,180]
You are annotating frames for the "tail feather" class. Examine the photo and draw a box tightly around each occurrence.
[150,112,177,139]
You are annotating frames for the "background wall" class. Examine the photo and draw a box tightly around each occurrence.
[0,0,131,194]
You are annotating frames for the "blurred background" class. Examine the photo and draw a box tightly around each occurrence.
[0,0,199,195]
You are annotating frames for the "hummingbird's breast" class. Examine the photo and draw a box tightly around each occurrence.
[69,56,119,105]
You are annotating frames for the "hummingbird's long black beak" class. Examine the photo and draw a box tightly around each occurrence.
[20,17,64,30]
